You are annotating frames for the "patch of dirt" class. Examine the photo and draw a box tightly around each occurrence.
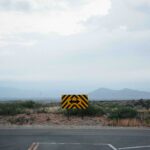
[0,113,149,127]
[0,113,106,126]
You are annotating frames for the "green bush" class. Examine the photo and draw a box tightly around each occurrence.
[36,107,48,113]
[108,107,137,119]
[144,116,150,125]
[21,101,36,108]
[0,103,24,115]
[63,104,105,116]
[0,101,41,116]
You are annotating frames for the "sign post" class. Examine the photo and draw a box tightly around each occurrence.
[67,109,70,120]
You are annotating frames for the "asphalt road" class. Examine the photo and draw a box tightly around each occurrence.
[0,127,149,150]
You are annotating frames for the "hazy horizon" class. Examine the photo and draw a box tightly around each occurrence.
[1,82,150,98]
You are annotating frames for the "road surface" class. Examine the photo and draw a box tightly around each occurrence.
[0,127,149,150]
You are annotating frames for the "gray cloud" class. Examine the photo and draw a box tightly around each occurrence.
[0,0,31,11]
[85,0,150,31]
[0,0,93,12]
[0,0,150,91]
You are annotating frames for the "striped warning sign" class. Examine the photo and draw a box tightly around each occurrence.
[61,95,88,110]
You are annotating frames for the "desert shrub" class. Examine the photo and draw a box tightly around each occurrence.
[84,104,104,116]
[108,107,137,119]
[0,103,24,115]
[63,104,105,116]
[57,107,64,114]
[21,101,35,108]
[134,99,150,110]
[144,100,150,110]
[25,111,31,115]
[16,100,42,109]
[36,107,48,113]
[8,117,27,124]
[144,116,150,126]
[0,101,43,115]
[8,116,34,124]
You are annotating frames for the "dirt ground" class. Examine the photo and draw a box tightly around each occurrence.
[0,113,105,125]
[0,113,148,127]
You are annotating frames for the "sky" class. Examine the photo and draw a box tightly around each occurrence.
[0,0,150,95]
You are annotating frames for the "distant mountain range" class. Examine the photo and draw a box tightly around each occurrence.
[0,86,150,100]
[0,86,50,100]
[89,88,150,100]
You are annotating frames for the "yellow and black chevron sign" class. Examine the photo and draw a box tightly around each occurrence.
[61,95,88,110]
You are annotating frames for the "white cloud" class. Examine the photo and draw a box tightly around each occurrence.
[0,0,111,36]
[0,33,36,48]
[126,0,150,8]
[0,0,150,91]
[86,0,150,32]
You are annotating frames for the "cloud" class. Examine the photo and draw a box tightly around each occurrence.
[0,0,31,11]
[0,27,149,83]
[0,33,36,48]
[0,0,111,36]
[86,0,150,32]
[0,0,150,91]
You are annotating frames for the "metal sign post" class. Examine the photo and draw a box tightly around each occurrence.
[67,109,70,121]
[81,109,84,120]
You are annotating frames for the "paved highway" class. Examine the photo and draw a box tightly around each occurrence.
[0,127,149,150]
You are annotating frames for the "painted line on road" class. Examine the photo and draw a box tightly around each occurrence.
[118,145,150,149]
[33,143,39,150]
[108,144,118,150]
[39,142,118,150]
[28,142,39,150]
[28,142,36,150]
[39,142,109,145]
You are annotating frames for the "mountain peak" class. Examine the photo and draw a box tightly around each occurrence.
[89,88,150,100]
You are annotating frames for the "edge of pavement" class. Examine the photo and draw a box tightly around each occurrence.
[0,124,149,130]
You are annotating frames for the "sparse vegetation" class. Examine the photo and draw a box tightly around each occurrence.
[108,107,137,119]
[8,116,35,125]
[0,100,149,126]
[0,100,42,115]
[0,103,24,115]
[63,103,104,116]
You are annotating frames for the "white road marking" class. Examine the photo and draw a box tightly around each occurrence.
[39,142,108,145]
[28,142,39,150]
[38,142,118,150]
[39,142,80,145]
[118,145,150,149]
[28,142,36,150]
[33,143,39,150]
[108,144,118,150]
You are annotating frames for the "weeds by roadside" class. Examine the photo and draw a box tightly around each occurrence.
[0,100,149,127]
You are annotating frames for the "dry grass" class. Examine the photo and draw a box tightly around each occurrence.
[0,100,149,127]
[0,113,149,127]
[1,113,103,126]
[106,118,150,127]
